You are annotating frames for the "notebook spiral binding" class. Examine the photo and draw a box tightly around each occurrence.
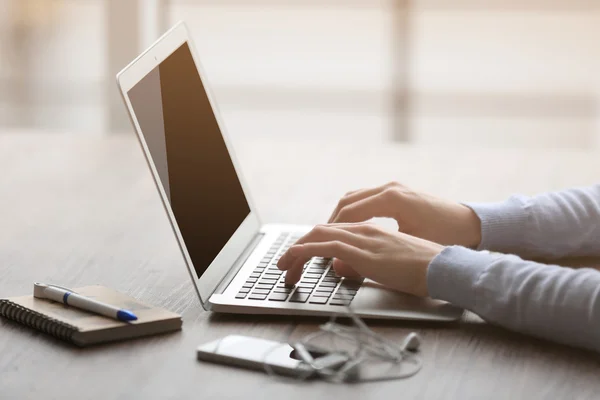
[0,299,78,343]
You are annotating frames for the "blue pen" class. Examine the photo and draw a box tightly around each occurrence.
[33,283,138,322]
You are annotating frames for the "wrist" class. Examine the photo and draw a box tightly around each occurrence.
[456,204,482,249]
[416,242,444,297]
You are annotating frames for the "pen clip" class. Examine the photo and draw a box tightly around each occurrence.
[47,284,78,293]
[34,282,79,294]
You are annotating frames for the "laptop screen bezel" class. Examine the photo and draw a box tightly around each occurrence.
[116,21,261,309]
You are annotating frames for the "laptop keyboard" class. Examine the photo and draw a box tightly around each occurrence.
[235,232,363,306]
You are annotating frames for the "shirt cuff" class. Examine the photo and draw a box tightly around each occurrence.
[463,195,530,253]
[427,246,494,309]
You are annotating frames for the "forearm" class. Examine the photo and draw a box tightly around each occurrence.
[465,184,600,259]
[428,246,600,353]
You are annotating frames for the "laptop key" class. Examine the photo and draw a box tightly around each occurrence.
[255,284,274,290]
[330,299,351,306]
[238,287,250,294]
[242,283,254,289]
[297,282,316,289]
[311,291,331,298]
[265,269,281,274]
[235,293,247,299]
[336,289,357,296]
[309,296,328,304]
[268,293,289,302]
[274,287,293,293]
[316,285,334,291]
[288,293,310,303]
[256,282,274,288]
[248,293,268,300]
[276,282,293,288]
[318,282,337,288]
[294,287,313,294]
[340,283,361,290]
[246,278,258,283]
[332,294,353,301]
[303,273,322,279]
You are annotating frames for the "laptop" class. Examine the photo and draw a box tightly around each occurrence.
[116,21,462,321]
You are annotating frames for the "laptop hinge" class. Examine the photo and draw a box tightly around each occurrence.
[208,232,265,306]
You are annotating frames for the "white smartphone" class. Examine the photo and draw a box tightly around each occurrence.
[196,335,328,377]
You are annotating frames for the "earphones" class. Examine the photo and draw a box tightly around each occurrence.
[269,302,424,383]
[402,332,422,352]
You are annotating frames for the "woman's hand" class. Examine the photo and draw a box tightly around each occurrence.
[328,181,481,248]
[277,223,444,297]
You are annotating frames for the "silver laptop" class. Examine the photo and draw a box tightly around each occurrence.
[116,21,462,321]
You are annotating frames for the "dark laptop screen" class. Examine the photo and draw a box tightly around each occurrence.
[127,42,251,279]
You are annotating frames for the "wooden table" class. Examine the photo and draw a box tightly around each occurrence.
[1,132,599,399]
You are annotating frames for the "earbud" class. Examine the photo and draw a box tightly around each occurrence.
[401,332,421,352]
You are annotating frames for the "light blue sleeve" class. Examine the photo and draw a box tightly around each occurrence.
[427,246,600,353]
[465,184,600,259]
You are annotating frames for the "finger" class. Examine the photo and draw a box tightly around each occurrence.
[331,258,362,279]
[278,222,374,271]
[278,223,378,285]
[277,225,366,271]
[283,258,304,285]
[328,184,391,223]
[288,241,363,267]
[333,191,398,224]
[286,240,363,283]
[279,226,365,284]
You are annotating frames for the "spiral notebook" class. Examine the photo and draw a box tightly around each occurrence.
[0,285,182,346]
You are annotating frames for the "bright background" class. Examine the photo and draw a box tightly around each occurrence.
[1,0,599,149]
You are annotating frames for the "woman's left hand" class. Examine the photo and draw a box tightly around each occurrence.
[277,223,444,297]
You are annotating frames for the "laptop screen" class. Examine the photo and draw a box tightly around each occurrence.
[126,42,251,279]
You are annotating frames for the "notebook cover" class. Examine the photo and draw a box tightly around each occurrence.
[1,285,182,346]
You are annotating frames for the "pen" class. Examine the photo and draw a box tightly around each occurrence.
[33,283,138,322]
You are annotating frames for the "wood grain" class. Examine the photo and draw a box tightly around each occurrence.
[1,132,599,399]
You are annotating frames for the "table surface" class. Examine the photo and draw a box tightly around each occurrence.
[1,132,600,400]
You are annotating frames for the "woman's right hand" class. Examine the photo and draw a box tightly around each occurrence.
[328,181,482,248]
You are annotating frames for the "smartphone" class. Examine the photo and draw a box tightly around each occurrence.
[196,335,328,378]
